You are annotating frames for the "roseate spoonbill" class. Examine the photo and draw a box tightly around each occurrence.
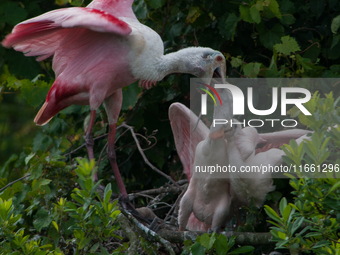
[170,90,311,231]
[176,88,234,233]
[2,0,226,210]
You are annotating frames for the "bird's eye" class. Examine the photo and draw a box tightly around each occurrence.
[216,56,223,61]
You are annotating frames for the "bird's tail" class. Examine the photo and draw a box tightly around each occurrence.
[34,102,54,126]
[186,213,210,231]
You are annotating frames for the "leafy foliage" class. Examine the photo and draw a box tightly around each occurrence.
[182,233,254,255]
[265,94,340,254]
[0,158,123,254]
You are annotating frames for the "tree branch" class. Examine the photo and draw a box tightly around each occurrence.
[0,174,31,193]
[157,229,273,246]
[120,207,176,255]
[121,123,180,188]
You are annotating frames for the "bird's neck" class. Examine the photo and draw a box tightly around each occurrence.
[133,48,200,83]
[156,51,199,79]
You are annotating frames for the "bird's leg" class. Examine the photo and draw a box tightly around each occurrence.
[103,90,152,225]
[85,109,97,180]
[103,90,138,211]
[107,122,152,222]
[107,123,128,198]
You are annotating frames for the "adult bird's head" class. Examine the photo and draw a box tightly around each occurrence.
[159,47,226,85]
[179,47,226,85]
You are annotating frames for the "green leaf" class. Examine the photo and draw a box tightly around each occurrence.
[104,183,112,204]
[274,36,301,55]
[168,23,184,41]
[32,179,51,190]
[100,245,111,255]
[199,233,212,249]
[328,181,340,193]
[243,62,261,76]
[33,132,53,152]
[33,209,52,232]
[332,15,340,34]
[145,0,165,9]
[230,56,243,68]
[279,198,287,216]
[264,0,281,19]
[229,245,254,254]
[239,5,253,23]
[309,0,325,19]
[29,163,43,180]
[264,205,282,223]
[250,5,261,24]
[186,7,201,24]
[220,13,240,41]
[190,242,206,255]
[52,221,59,231]
[214,234,230,255]
[132,0,148,19]
[121,82,142,111]
[20,78,50,107]
[25,153,36,165]
[0,2,28,26]
[258,23,285,50]
[282,205,291,222]
[280,0,296,25]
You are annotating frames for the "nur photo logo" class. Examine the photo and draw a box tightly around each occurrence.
[193,78,313,128]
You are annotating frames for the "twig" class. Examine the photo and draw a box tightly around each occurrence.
[164,185,186,222]
[148,201,172,209]
[135,133,157,151]
[121,123,180,188]
[118,147,136,167]
[97,141,108,168]
[292,27,322,37]
[66,137,74,162]
[296,42,320,55]
[0,174,31,193]
[160,1,170,37]
[64,125,129,157]
[131,193,156,200]
[120,207,176,255]
[130,185,183,198]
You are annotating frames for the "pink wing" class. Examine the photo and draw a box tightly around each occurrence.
[2,7,132,61]
[169,103,208,180]
[169,103,210,232]
[256,129,311,153]
[87,0,136,19]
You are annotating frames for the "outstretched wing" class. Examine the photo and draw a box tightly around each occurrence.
[256,129,311,153]
[2,7,132,61]
[169,103,208,180]
[87,0,136,19]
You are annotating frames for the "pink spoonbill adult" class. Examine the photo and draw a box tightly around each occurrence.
[1,0,227,210]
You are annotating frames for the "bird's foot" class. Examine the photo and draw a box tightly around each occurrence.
[85,134,94,147]
[207,227,221,234]
[119,195,153,225]
[138,80,157,90]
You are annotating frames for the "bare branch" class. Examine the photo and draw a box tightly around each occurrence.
[121,123,181,188]
[0,174,31,193]
[157,229,273,245]
[116,213,139,254]
[164,185,187,222]
[120,207,176,255]
[130,185,183,199]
